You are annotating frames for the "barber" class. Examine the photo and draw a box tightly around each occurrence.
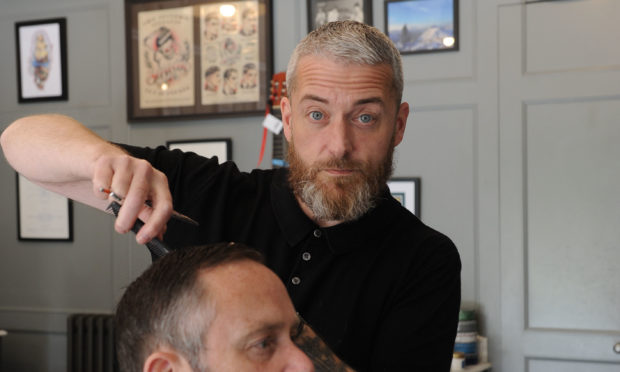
[1,21,461,371]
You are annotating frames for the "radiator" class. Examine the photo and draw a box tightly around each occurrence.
[67,313,118,372]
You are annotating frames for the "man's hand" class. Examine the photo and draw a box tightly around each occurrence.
[92,152,173,244]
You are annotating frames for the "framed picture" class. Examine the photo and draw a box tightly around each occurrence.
[125,0,272,121]
[167,138,232,162]
[384,0,459,55]
[307,0,372,32]
[387,177,420,217]
[16,174,73,241]
[15,18,68,103]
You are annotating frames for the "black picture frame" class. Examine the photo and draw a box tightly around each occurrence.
[15,17,68,103]
[16,174,73,241]
[167,138,232,162]
[125,0,273,121]
[387,177,421,217]
[384,0,459,55]
[307,0,372,32]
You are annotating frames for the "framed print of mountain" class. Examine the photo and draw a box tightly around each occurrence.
[384,0,458,55]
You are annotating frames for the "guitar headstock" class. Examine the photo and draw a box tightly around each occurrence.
[269,71,287,110]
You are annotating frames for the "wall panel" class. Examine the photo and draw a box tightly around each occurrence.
[526,97,620,331]
[2,331,65,372]
[525,0,620,74]
[529,358,620,372]
[65,6,111,107]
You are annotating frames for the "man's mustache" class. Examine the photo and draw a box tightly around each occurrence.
[310,158,366,174]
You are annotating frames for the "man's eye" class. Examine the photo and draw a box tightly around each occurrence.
[246,337,276,362]
[252,337,276,352]
[359,114,373,124]
[309,111,323,121]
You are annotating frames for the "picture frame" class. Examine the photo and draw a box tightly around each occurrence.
[125,0,272,121]
[15,17,68,103]
[307,0,372,32]
[167,138,232,162]
[384,0,459,55]
[16,174,73,241]
[387,177,420,217]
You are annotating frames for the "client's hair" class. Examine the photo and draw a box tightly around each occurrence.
[115,242,263,372]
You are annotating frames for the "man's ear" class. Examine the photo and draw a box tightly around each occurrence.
[143,350,190,372]
[281,96,293,142]
[393,102,409,147]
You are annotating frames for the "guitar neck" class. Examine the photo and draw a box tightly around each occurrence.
[269,72,288,168]
[271,118,286,167]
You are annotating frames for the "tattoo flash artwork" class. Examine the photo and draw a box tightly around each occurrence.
[142,26,191,88]
[138,6,194,109]
[199,1,260,105]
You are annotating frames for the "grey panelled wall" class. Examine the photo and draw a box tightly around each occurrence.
[1,0,618,371]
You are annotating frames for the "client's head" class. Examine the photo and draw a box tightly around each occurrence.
[115,242,313,372]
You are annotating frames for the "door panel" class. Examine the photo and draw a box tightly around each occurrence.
[529,358,620,372]
[498,1,620,371]
[526,99,620,332]
[524,0,620,73]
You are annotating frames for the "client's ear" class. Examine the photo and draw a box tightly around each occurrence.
[143,350,191,372]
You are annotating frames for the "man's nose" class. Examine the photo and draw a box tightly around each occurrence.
[325,116,352,158]
[284,343,315,372]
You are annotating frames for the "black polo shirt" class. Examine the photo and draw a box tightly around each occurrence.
[122,144,461,371]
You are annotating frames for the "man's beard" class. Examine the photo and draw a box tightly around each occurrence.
[287,138,395,223]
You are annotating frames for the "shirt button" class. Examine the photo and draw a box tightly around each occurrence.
[313,229,322,238]
[291,276,301,285]
[302,252,311,261]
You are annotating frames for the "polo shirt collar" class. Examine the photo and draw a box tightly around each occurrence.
[271,169,399,254]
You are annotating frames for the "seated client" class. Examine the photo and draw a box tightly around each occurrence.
[115,242,314,372]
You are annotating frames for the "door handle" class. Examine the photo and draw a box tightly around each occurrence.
[614,342,620,354]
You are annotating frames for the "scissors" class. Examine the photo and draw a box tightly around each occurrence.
[106,200,170,258]
[100,187,199,226]
[101,188,199,259]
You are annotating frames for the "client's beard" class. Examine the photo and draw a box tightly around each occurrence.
[287,139,395,223]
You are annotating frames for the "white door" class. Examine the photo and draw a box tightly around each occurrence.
[498,0,620,371]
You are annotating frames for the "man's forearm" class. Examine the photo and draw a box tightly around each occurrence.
[2,113,176,243]
[1,114,125,209]
[1,114,117,184]
[295,320,356,372]
[1,114,110,183]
